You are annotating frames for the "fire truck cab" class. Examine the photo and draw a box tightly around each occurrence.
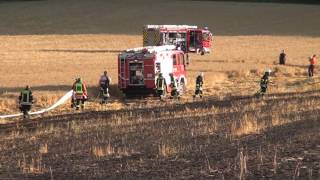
[118,45,187,96]
[143,25,213,55]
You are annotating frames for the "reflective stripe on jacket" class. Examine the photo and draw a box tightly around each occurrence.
[196,75,203,90]
[260,79,269,87]
[196,84,202,90]
[21,90,32,105]
[170,77,177,90]
[156,77,165,90]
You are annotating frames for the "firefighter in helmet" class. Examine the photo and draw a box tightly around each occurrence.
[169,73,179,98]
[18,85,33,119]
[257,69,272,96]
[71,77,88,110]
[99,71,111,104]
[156,72,166,99]
[194,72,204,98]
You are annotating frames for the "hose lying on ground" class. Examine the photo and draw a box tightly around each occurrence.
[0,90,73,119]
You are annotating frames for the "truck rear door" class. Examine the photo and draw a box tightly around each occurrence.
[129,62,144,86]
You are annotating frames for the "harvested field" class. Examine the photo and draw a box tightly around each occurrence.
[1,35,320,116]
[0,92,319,179]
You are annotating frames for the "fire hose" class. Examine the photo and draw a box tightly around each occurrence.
[0,90,73,119]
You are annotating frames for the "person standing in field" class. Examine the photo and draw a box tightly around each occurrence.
[99,71,111,104]
[99,71,111,88]
[194,72,204,98]
[308,54,317,77]
[279,50,286,65]
[71,77,88,110]
[256,69,271,97]
[19,85,33,119]
[169,73,179,98]
[156,73,166,99]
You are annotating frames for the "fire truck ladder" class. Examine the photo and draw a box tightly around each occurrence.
[120,57,126,88]
[145,25,198,30]
[126,45,176,54]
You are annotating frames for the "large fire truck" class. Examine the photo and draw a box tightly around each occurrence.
[118,45,188,96]
[143,25,213,55]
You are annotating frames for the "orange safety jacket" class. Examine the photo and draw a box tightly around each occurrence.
[310,57,317,65]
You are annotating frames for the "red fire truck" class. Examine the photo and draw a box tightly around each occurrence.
[118,45,188,96]
[143,25,213,55]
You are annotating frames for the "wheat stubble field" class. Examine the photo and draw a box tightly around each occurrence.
[0,0,319,179]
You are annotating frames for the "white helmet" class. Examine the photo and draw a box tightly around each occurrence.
[265,69,272,75]
[199,72,204,77]
[264,69,272,76]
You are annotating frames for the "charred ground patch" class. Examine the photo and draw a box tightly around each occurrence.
[0,92,319,179]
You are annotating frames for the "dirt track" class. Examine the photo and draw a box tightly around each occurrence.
[0,92,319,179]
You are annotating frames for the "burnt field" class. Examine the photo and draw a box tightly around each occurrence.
[0,92,319,179]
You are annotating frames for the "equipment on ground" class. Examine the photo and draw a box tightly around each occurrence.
[118,45,188,97]
[143,25,213,55]
[100,87,110,104]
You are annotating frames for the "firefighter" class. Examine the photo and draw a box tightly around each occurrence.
[181,42,187,52]
[99,71,111,104]
[156,73,166,99]
[169,73,179,98]
[176,42,182,51]
[71,77,88,110]
[257,69,272,96]
[194,72,204,98]
[18,85,33,119]
[279,50,286,65]
[308,54,317,77]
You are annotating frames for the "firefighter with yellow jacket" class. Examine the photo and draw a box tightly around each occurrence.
[71,78,88,110]
[19,85,33,118]
[156,73,166,99]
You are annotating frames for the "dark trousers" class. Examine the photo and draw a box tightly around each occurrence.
[20,105,31,116]
[260,86,267,93]
[157,90,164,96]
[308,65,314,77]
[71,98,85,109]
[171,89,179,97]
[195,85,203,96]
[75,99,85,109]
